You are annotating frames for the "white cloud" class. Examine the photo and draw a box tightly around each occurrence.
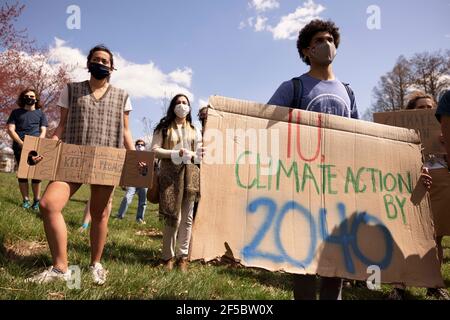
[251,0,279,12]
[169,68,193,87]
[268,0,326,40]
[48,38,88,81]
[48,38,194,101]
[254,16,268,32]
[241,0,326,40]
[198,98,209,109]
[247,17,255,27]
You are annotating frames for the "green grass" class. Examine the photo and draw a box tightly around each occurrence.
[0,171,449,300]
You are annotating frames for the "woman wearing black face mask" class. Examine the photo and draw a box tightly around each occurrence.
[26,45,137,286]
[6,88,48,210]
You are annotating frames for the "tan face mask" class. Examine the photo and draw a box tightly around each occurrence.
[309,41,337,65]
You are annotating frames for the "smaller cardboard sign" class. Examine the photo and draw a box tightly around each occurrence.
[373,108,445,156]
[17,136,154,188]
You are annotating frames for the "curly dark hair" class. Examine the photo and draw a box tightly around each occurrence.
[297,19,340,66]
[17,88,42,109]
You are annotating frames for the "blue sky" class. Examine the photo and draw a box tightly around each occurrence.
[11,0,450,140]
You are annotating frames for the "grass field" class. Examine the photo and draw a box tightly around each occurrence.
[0,172,449,300]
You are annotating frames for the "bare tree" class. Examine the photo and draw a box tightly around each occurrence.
[141,116,153,146]
[369,51,450,118]
[410,50,450,101]
[371,56,411,112]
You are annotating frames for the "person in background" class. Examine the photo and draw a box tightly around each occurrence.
[198,106,208,136]
[192,105,208,221]
[115,139,148,224]
[436,90,450,155]
[151,94,204,272]
[388,91,449,300]
[6,88,48,210]
[78,198,113,233]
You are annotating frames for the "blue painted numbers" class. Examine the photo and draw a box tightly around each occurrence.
[242,197,393,273]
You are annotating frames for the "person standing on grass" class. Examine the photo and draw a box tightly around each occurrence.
[115,139,148,224]
[151,94,204,272]
[78,198,113,233]
[268,19,358,300]
[387,91,450,300]
[26,44,140,285]
[6,88,48,211]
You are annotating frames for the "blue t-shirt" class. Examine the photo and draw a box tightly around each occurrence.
[435,90,450,122]
[6,108,48,148]
[268,73,359,119]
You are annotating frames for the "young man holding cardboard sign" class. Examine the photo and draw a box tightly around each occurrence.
[268,19,359,300]
[26,45,141,285]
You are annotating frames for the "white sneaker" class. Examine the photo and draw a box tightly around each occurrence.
[25,266,71,284]
[90,262,108,285]
[136,218,146,225]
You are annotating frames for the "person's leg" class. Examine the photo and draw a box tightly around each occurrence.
[319,276,343,300]
[18,178,29,202]
[31,180,41,201]
[82,200,91,225]
[176,197,195,258]
[175,197,195,272]
[31,180,42,209]
[78,200,91,232]
[388,283,407,300]
[436,236,444,266]
[135,187,147,221]
[15,149,29,204]
[293,274,317,300]
[39,181,82,272]
[425,236,450,299]
[89,185,114,265]
[116,187,135,218]
[162,223,178,262]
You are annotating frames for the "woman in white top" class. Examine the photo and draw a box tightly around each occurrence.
[151,94,204,272]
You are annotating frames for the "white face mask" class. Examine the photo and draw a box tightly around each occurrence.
[174,103,190,118]
[136,145,145,151]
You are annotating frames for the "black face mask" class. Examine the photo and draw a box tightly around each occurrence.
[88,62,111,80]
[23,97,36,106]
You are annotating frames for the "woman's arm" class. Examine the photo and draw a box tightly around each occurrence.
[123,111,135,150]
[151,130,180,159]
[39,126,47,138]
[52,107,69,140]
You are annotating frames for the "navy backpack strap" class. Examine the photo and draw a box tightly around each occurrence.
[342,82,355,110]
[291,77,303,109]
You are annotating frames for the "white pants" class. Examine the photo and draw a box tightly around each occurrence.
[162,196,195,260]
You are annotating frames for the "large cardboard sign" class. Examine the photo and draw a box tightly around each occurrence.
[191,96,443,287]
[18,136,154,188]
[373,108,444,156]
